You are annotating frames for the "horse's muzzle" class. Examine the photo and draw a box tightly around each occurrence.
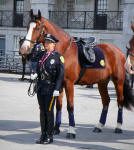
[19,45,30,55]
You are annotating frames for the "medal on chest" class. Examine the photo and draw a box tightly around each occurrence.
[50,59,55,64]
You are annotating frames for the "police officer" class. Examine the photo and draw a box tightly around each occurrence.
[33,34,64,144]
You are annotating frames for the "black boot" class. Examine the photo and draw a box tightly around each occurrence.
[36,134,48,144]
[44,135,53,144]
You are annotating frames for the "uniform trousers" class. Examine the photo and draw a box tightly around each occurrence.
[37,90,55,138]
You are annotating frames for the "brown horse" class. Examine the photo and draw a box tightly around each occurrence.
[19,10,134,138]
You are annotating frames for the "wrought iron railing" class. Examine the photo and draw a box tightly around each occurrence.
[0,10,123,30]
[49,11,123,30]
[0,51,30,73]
[0,10,30,27]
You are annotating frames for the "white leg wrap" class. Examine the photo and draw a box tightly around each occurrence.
[116,123,122,129]
[96,123,104,129]
[67,126,76,134]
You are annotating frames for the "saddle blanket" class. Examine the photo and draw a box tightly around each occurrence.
[78,42,105,69]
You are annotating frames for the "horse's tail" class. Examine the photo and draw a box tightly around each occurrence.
[123,74,134,110]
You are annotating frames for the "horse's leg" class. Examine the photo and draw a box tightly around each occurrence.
[21,57,26,80]
[64,79,76,139]
[93,80,110,133]
[54,91,63,135]
[113,79,124,133]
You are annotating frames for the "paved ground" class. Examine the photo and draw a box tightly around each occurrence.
[0,73,134,150]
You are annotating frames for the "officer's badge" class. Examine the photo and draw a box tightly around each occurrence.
[100,59,105,67]
[50,59,55,64]
[60,56,64,63]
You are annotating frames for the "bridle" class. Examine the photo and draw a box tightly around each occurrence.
[128,50,134,57]
[24,38,36,44]
[24,20,46,45]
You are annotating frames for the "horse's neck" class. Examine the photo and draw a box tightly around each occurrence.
[44,18,69,38]
[43,18,71,53]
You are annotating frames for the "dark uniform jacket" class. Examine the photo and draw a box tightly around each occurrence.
[36,50,64,95]
[29,43,43,62]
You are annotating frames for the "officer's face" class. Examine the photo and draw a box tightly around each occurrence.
[44,41,56,51]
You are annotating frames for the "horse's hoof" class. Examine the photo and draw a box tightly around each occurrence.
[93,127,102,133]
[114,128,122,133]
[53,126,60,135]
[66,133,76,139]
[19,78,24,81]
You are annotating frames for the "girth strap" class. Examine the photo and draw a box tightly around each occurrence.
[75,68,86,84]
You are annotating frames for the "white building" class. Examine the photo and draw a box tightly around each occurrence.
[0,0,134,59]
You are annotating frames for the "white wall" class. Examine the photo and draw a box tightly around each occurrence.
[0,27,26,53]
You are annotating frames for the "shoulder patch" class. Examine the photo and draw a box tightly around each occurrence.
[60,56,64,63]
[100,59,105,67]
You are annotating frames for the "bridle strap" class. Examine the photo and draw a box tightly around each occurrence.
[24,38,36,44]
[24,21,45,45]
[128,51,134,57]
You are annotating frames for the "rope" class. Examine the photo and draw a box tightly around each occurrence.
[27,79,38,97]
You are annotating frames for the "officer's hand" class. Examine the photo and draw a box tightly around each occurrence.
[30,73,38,80]
[53,90,59,97]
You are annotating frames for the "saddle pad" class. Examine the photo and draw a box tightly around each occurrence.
[78,42,105,69]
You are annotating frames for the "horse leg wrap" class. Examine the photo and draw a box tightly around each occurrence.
[55,110,61,127]
[117,107,123,125]
[67,105,75,127]
[115,107,123,133]
[68,111,75,127]
[99,107,108,125]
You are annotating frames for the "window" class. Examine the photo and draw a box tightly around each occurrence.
[15,0,24,13]
[75,0,89,5]
[0,36,5,56]
[67,0,75,11]
[118,0,124,11]
[98,0,107,11]
[0,0,5,5]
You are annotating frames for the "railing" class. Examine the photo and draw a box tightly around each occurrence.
[0,51,30,73]
[0,11,30,28]
[49,11,123,30]
[0,10,123,30]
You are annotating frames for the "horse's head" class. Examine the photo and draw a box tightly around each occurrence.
[19,9,45,55]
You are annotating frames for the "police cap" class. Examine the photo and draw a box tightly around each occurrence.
[44,34,59,43]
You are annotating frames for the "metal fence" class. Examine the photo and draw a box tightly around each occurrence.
[49,11,123,30]
[0,10,123,30]
[0,11,30,28]
[0,51,30,73]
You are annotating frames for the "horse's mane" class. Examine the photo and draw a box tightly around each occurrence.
[41,17,71,42]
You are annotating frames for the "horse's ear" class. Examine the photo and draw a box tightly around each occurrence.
[38,10,41,19]
[30,9,33,19]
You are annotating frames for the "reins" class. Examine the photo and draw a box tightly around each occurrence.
[28,78,38,97]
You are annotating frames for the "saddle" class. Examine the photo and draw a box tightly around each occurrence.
[75,37,105,69]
